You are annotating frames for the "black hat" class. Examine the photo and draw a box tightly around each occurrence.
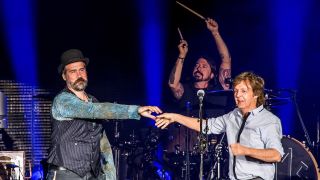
[58,49,89,74]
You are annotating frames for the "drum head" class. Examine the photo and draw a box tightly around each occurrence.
[275,136,320,179]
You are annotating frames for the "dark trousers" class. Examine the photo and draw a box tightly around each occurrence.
[46,168,103,180]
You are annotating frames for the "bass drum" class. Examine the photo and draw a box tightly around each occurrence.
[275,136,320,180]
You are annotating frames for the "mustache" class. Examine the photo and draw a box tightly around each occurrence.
[74,77,87,84]
[193,71,203,76]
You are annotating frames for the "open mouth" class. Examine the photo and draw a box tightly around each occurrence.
[193,71,203,78]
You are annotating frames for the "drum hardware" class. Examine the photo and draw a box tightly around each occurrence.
[206,89,233,94]
[292,91,313,147]
[275,136,320,179]
[265,88,313,147]
[264,89,292,110]
[206,132,227,180]
[174,144,181,154]
[115,127,163,180]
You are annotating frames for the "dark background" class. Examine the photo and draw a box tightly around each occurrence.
[1,0,319,151]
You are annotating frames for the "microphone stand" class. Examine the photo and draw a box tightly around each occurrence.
[198,95,206,180]
[185,102,191,180]
[316,118,319,164]
[114,121,120,180]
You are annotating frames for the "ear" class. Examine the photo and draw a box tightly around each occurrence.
[210,72,214,80]
[254,95,258,99]
[62,73,66,81]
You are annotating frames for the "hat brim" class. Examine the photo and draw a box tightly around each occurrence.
[58,58,89,74]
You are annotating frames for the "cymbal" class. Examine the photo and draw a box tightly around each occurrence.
[265,89,293,108]
[206,89,233,94]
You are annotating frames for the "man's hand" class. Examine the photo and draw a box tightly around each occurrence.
[206,18,219,34]
[155,113,176,129]
[230,143,248,156]
[138,106,162,120]
[178,40,188,58]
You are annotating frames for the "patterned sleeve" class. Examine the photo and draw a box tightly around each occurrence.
[100,131,116,180]
[52,92,140,121]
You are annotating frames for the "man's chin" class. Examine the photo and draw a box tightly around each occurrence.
[74,87,86,91]
[193,77,202,81]
[72,83,87,91]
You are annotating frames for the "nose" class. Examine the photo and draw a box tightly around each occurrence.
[76,70,82,77]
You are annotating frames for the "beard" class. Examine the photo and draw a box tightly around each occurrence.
[193,71,203,81]
[70,77,88,91]
[193,71,211,82]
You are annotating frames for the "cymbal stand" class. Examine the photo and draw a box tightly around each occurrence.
[184,102,191,180]
[207,133,226,180]
[293,92,312,146]
[316,116,319,163]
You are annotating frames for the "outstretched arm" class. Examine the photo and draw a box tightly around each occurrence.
[52,92,162,121]
[168,40,188,100]
[206,18,231,90]
[155,113,201,132]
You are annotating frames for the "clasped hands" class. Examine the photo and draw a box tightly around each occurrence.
[138,108,249,157]
[137,106,177,129]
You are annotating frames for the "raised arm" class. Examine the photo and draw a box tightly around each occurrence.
[168,40,188,100]
[206,18,231,90]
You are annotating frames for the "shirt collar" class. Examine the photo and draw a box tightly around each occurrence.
[63,88,92,102]
[236,105,264,117]
[251,105,264,116]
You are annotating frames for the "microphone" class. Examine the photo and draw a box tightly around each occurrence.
[197,89,205,102]
[224,77,233,84]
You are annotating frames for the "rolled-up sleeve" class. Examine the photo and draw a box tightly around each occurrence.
[52,92,140,121]
[205,115,227,134]
[261,120,284,157]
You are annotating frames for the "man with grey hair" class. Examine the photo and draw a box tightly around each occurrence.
[157,72,284,180]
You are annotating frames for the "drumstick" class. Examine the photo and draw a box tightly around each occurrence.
[177,27,184,40]
[176,1,206,20]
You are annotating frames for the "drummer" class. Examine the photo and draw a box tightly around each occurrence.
[157,72,284,180]
[167,18,232,153]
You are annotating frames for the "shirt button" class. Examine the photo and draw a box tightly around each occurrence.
[75,143,77,145]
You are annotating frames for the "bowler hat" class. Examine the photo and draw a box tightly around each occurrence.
[58,49,89,74]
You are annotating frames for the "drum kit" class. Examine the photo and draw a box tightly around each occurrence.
[275,136,319,179]
[111,89,320,180]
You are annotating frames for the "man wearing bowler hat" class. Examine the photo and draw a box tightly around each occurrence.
[46,49,162,180]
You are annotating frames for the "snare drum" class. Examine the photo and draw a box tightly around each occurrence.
[275,136,320,179]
